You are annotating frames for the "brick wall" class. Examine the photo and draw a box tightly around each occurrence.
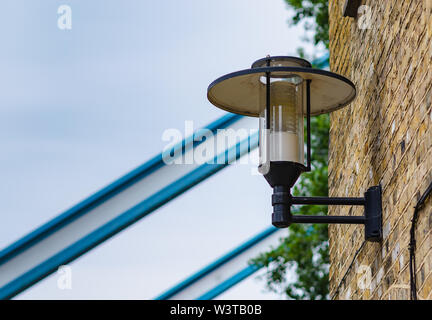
[328,0,432,299]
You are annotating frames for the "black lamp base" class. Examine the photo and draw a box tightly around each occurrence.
[263,161,305,228]
[263,161,307,188]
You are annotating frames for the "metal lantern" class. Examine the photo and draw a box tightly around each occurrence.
[207,56,383,242]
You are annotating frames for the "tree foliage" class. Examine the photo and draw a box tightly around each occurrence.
[285,0,329,49]
[249,1,330,300]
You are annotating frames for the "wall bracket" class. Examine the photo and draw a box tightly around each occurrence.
[271,185,383,242]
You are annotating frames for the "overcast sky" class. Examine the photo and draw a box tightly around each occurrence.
[0,0,319,299]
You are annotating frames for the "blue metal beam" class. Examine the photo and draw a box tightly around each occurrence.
[197,265,260,300]
[155,226,279,300]
[0,114,256,299]
[312,52,330,69]
[0,114,242,264]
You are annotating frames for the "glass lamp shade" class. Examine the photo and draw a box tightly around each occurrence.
[258,74,304,176]
[207,55,356,187]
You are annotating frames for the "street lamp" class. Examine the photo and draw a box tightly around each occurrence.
[207,56,382,242]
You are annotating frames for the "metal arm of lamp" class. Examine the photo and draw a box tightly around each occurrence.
[272,185,383,242]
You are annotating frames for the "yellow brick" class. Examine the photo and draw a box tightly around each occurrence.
[329,0,432,300]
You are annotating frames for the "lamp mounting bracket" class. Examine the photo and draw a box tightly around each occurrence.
[271,185,383,242]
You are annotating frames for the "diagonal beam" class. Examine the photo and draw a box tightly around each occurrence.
[155,226,283,300]
[197,265,260,300]
[0,114,257,299]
